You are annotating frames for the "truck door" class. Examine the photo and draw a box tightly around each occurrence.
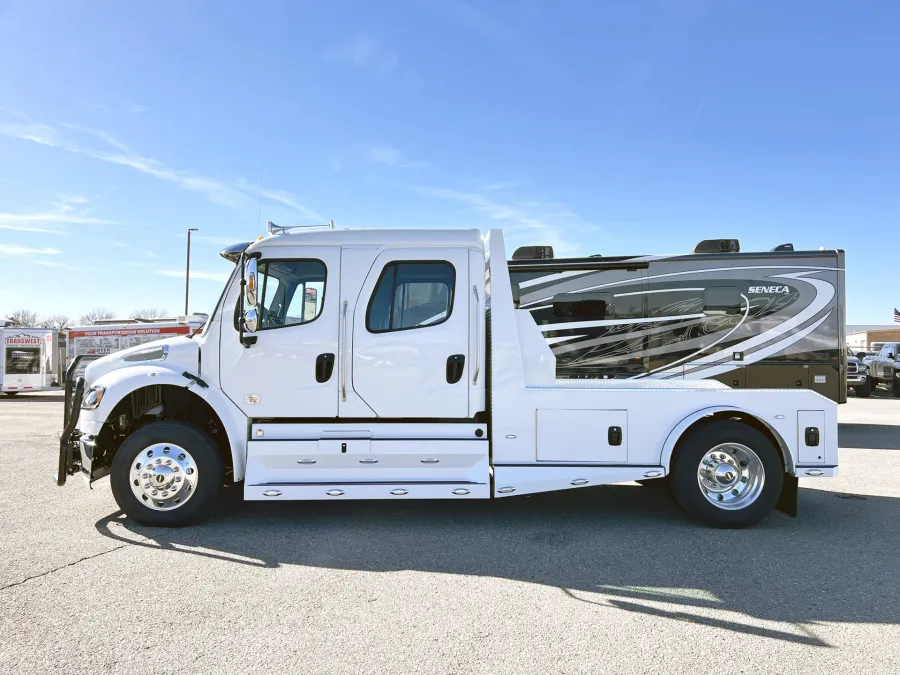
[345,247,471,418]
[220,245,341,418]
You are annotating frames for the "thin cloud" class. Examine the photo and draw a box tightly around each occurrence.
[61,123,132,153]
[327,36,398,75]
[365,144,425,169]
[1,112,323,217]
[31,259,84,272]
[0,224,67,234]
[174,233,243,245]
[0,199,112,228]
[155,269,230,282]
[261,189,325,221]
[480,180,529,192]
[111,241,158,258]
[0,244,61,256]
[413,184,588,256]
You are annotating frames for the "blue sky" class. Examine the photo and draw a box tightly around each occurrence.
[0,0,897,324]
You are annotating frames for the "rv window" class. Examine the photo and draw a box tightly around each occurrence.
[646,288,704,319]
[702,286,743,315]
[552,292,614,319]
[255,259,327,330]
[366,262,455,333]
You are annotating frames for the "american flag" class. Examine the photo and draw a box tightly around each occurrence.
[895,308,900,323]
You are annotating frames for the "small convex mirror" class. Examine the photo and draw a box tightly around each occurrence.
[243,307,259,333]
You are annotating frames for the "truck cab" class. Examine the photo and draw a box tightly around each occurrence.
[58,226,839,530]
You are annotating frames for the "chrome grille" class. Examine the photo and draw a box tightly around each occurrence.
[848,362,858,374]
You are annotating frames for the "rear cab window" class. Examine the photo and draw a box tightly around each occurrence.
[366,262,455,332]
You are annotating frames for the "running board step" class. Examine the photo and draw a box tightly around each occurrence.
[244,483,489,500]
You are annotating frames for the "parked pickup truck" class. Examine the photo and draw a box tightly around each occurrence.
[865,342,900,396]
[847,348,871,397]
[57,225,838,529]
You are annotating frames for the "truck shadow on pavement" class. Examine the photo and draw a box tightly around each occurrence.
[839,424,900,450]
[95,483,900,648]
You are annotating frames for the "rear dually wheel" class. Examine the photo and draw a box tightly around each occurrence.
[669,421,784,529]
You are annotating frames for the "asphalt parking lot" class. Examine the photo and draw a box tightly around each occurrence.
[1,392,898,674]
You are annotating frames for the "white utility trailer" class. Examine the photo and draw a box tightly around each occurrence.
[1,327,58,395]
[58,226,839,528]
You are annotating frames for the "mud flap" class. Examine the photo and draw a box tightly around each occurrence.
[776,473,799,517]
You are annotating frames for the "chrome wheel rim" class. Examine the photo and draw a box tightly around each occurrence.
[697,443,764,511]
[129,443,198,511]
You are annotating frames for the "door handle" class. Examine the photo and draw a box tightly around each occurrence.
[472,285,481,385]
[316,353,335,383]
[446,354,465,384]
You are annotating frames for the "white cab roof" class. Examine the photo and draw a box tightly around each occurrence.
[248,228,484,253]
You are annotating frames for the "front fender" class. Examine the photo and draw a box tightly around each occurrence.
[659,405,795,475]
[80,365,249,481]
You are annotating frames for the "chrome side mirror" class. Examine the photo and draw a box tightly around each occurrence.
[244,257,258,308]
[243,307,259,333]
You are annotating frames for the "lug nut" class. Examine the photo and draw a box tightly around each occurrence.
[740,460,748,467]
[165,459,172,465]
[741,476,748,483]
[152,490,159,496]
[155,458,162,464]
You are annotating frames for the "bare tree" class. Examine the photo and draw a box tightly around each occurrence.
[6,309,41,327]
[129,308,169,320]
[78,308,115,325]
[41,314,72,331]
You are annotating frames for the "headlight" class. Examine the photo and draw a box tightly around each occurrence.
[121,345,168,362]
[81,386,106,409]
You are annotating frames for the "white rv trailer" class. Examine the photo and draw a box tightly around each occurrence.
[57,226,839,529]
[1,327,58,395]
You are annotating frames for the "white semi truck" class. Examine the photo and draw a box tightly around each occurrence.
[1,327,58,395]
[57,226,839,528]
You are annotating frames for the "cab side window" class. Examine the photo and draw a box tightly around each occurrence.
[367,262,455,333]
[256,259,327,330]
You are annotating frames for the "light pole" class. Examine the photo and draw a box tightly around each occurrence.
[185,228,199,315]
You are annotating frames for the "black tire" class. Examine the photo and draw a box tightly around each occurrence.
[854,378,872,398]
[669,421,784,529]
[111,420,223,527]
[636,478,667,488]
[892,371,900,398]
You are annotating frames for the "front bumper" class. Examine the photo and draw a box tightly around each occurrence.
[847,373,868,385]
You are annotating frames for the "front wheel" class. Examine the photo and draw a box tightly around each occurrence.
[110,420,223,527]
[892,371,900,397]
[854,378,872,398]
[669,421,783,529]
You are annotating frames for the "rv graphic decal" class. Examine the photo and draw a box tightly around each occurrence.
[510,263,839,384]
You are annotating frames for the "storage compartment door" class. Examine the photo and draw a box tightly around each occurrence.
[798,410,825,464]
[537,409,628,463]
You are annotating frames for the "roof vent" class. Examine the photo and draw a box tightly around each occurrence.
[693,239,740,254]
[512,245,554,260]
[771,243,794,252]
